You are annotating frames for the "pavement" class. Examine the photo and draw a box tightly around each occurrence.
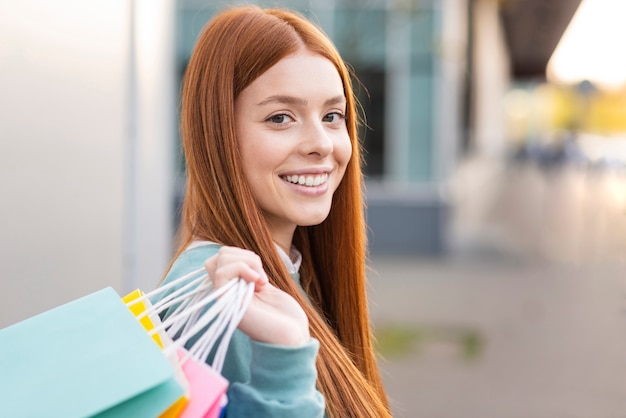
[367,159,626,417]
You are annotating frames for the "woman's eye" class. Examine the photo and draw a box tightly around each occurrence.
[267,114,292,124]
[323,112,346,124]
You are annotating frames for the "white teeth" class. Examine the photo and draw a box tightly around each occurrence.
[283,173,328,187]
[313,175,325,186]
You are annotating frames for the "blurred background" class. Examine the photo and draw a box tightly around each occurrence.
[2,0,626,416]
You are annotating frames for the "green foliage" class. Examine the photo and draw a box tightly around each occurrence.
[374,323,485,361]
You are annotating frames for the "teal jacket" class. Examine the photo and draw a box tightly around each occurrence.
[156,244,325,417]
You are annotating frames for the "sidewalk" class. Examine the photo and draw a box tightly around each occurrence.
[368,160,626,417]
[368,255,626,418]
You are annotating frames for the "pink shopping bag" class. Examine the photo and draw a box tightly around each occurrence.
[177,349,228,418]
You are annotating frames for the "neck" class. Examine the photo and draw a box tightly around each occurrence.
[265,219,295,255]
[273,237,292,255]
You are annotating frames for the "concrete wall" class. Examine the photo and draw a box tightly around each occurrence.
[0,0,175,328]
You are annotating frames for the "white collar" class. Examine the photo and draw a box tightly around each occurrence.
[275,244,302,274]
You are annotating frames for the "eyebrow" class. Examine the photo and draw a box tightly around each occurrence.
[257,95,346,107]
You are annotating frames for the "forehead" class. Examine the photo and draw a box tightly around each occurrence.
[242,51,345,100]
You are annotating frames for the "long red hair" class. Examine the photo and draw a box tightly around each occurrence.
[175,6,390,417]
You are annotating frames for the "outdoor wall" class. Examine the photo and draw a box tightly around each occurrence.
[0,0,175,328]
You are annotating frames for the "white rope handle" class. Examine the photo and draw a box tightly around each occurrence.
[212,281,254,372]
[124,261,255,372]
[190,280,247,364]
[159,278,254,373]
[152,278,239,336]
[164,282,237,343]
[126,267,206,308]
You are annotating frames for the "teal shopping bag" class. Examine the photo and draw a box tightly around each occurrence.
[0,287,184,418]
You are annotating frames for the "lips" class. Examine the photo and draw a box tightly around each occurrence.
[281,173,329,187]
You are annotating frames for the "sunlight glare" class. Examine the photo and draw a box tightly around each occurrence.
[547,0,626,90]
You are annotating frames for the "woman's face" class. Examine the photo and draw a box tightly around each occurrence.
[235,50,352,249]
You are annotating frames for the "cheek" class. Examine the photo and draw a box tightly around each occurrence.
[239,134,287,188]
[238,129,270,168]
[237,138,266,193]
[337,134,353,169]
[331,135,353,190]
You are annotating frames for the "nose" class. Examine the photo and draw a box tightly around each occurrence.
[299,120,333,157]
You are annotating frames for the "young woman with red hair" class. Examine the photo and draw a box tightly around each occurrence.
[158,5,391,417]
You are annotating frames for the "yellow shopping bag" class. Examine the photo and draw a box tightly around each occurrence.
[124,289,189,418]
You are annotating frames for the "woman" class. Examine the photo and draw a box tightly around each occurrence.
[159,5,391,417]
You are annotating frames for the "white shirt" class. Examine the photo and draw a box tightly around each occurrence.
[275,244,302,275]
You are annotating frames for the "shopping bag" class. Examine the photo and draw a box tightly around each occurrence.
[124,267,254,418]
[0,287,184,418]
[123,288,165,348]
[176,349,228,418]
[123,289,190,418]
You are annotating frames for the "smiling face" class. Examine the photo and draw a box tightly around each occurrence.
[234,50,352,250]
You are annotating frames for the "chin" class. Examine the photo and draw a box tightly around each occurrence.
[296,213,331,227]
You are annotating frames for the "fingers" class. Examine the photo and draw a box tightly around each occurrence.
[202,246,311,346]
[204,246,269,291]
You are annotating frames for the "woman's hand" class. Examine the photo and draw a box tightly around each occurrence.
[204,246,310,347]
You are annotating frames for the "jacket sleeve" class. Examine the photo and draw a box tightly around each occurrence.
[225,339,325,418]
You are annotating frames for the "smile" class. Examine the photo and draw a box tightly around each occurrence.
[281,173,329,187]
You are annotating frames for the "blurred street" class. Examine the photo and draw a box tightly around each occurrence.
[368,157,626,418]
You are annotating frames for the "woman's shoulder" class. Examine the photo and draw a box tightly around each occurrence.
[163,241,222,285]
